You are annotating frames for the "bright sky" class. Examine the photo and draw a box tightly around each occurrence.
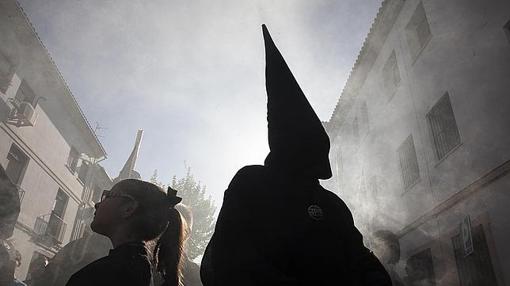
[18,0,381,207]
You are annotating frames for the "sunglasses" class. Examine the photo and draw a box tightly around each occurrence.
[100,190,136,203]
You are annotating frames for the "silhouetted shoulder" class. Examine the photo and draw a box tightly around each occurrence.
[229,165,266,183]
[226,165,266,193]
[318,186,355,225]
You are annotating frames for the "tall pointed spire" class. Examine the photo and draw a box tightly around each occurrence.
[113,129,143,183]
[262,24,332,179]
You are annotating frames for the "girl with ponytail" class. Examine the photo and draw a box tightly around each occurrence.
[66,179,185,286]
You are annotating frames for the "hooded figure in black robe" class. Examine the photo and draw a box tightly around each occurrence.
[200,25,392,286]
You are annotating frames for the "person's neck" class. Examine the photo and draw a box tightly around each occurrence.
[109,228,140,248]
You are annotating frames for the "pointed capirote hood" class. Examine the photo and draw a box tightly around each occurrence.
[262,24,332,179]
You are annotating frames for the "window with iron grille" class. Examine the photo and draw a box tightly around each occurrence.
[53,189,69,219]
[427,93,461,160]
[504,19,510,43]
[398,135,420,191]
[452,224,498,286]
[382,51,401,98]
[6,144,29,185]
[46,189,69,242]
[67,147,80,173]
[78,161,90,184]
[406,2,432,62]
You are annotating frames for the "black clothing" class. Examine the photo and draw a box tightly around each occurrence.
[34,234,111,286]
[66,242,151,286]
[201,25,390,285]
[201,166,392,286]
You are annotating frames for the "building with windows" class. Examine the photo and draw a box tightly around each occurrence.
[0,0,112,280]
[324,0,510,285]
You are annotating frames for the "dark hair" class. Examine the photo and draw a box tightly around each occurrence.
[116,179,185,286]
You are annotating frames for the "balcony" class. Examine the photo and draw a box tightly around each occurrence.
[33,212,67,247]
[6,98,36,127]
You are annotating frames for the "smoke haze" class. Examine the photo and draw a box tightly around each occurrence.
[16,0,381,205]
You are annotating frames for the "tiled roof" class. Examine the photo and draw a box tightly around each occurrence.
[328,0,405,134]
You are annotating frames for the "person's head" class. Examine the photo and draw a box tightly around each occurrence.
[91,179,185,286]
[372,230,400,265]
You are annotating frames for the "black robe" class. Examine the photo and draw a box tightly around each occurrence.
[201,165,391,286]
[66,242,151,286]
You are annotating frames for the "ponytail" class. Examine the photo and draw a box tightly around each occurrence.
[118,181,185,286]
[154,208,185,286]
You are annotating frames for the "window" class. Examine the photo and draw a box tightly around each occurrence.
[452,224,498,286]
[406,248,436,285]
[406,2,432,62]
[52,189,69,219]
[398,135,420,191]
[382,51,401,97]
[91,185,103,204]
[0,52,15,93]
[71,204,88,241]
[5,144,29,185]
[427,92,461,160]
[67,147,80,173]
[78,161,90,184]
[14,80,37,106]
[504,19,510,43]
[46,189,69,242]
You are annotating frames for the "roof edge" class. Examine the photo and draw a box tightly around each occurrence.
[14,0,107,158]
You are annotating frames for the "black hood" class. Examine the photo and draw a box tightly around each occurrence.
[262,24,332,180]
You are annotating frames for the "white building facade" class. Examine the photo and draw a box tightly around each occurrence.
[324,0,510,285]
[0,0,111,280]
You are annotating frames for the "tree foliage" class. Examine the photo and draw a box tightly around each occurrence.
[150,168,216,260]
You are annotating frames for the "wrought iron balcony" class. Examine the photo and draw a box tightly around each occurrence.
[33,212,67,246]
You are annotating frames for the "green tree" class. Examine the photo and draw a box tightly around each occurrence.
[149,169,166,189]
[151,167,216,260]
[171,168,216,260]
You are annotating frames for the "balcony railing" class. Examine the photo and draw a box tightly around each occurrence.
[33,212,67,246]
